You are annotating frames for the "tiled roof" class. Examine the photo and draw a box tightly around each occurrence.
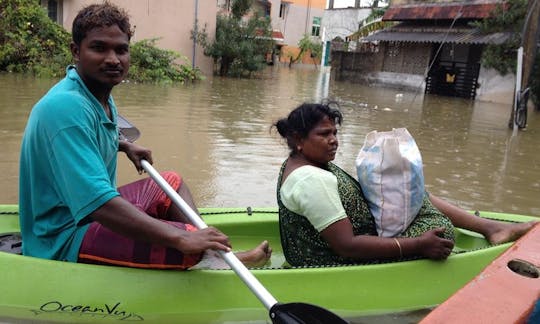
[272,30,285,42]
[362,23,514,45]
[383,1,507,21]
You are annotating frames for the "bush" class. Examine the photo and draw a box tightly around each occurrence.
[128,39,203,83]
[0,0,202,83]
[0,0,71,77]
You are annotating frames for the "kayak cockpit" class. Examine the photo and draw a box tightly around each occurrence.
[0,233,21,254]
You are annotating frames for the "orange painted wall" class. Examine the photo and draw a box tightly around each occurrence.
[286,0,327,9]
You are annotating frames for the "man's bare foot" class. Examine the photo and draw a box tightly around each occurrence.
[487,221,538,245]
[236,240,272,268]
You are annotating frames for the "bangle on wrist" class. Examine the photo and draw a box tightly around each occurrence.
[393,238,403,258]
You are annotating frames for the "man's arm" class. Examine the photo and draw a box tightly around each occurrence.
[90,196,232,254]
[118,140,152,174]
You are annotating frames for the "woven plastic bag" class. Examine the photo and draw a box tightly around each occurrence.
[355,128,425,237]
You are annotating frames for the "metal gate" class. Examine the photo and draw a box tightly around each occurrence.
[425,61,481,99]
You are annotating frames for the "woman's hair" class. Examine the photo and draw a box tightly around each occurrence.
[72,2,133,46]
[273,101,343,153]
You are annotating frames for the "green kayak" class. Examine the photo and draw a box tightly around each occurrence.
[0,204,536,323]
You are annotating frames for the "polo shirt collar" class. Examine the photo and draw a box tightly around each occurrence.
[65,65,118,127]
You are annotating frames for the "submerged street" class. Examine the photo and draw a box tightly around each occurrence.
[2,67,539,217]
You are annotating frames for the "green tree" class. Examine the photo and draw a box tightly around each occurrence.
[473,0,539,110]
[192,0,274,77]
[0,0,201,83]
[287,34,322,68]
[348,4,390,41]
[472,0,528,75]
[0,0,71,77]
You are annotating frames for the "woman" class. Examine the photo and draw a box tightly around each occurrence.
[273,102,535,267]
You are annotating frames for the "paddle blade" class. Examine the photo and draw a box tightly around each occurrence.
[118,114,140,143]
[269,302,349,324]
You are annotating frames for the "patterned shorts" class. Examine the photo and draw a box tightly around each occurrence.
[78,171,203,270]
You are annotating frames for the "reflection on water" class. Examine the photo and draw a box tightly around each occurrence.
[1,67,540,215]
[1,67,540,322]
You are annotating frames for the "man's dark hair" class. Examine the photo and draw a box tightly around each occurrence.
[72,2,133,45]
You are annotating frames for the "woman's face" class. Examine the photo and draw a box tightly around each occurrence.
[298,115,339,166]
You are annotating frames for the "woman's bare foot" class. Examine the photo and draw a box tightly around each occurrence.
[486,221,538,245]
[236,240,272,268]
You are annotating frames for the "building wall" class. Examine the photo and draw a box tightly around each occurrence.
[391,0,471,4]
[381,42,431,75]
[273,0,325,45]
[60,0,216,76]
[331,45,426,90]
[476,67,515,105]
[322,8,372,42]
[331,44,515,104]
[269,0,325,64]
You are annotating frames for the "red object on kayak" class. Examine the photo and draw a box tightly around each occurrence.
[420,223,540,324]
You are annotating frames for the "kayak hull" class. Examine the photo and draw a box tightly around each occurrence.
[0,205,537,323]
[420,222,540,324]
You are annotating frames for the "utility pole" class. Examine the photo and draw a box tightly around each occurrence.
[192,0,199,69]
[509,0,540,130]
[521,0,540,89]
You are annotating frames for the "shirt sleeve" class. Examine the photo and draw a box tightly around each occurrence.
[280,166,347,231]
[49,119,119,222]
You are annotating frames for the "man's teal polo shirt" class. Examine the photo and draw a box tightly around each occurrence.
[19,66,121,262]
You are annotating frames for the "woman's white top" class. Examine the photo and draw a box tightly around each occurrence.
[280,165,347,232]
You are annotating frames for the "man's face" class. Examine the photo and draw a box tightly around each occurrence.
[71,24,130,89]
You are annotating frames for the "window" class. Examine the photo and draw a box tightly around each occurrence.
[311,17,321,37]
[279,3,288,18]
[47,0,58,22]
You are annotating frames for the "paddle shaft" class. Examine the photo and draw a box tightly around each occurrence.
[140,160,278,310]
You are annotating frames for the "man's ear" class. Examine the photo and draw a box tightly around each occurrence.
[70,42,80,63]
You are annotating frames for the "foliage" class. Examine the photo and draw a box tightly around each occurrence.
[345,4,390,42]
[0,0,201,83]
[192,0,274,77]
[473,0,540,111]
[0,0,71,77]
[128,39,202,83]
[471,0,528,75]
[287,34,322,67]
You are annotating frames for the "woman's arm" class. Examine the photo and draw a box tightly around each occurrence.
[320,218,454,260]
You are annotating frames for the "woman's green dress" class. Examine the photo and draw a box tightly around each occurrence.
[277,161,454,266]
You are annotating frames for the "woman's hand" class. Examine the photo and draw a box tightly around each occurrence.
[416,228,455,260]
[119,141,153,174]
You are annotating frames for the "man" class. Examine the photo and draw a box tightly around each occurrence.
[19,2,270,269]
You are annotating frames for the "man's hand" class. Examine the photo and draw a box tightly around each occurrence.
[119,141,153,174]
[175,227,232,254]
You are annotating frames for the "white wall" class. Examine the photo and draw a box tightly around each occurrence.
[322,7,371,41]
[476,67,516,105]
[61,0,217,76]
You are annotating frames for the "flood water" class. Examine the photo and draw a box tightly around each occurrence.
[1,66,540,323]
[2,67,540,217]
